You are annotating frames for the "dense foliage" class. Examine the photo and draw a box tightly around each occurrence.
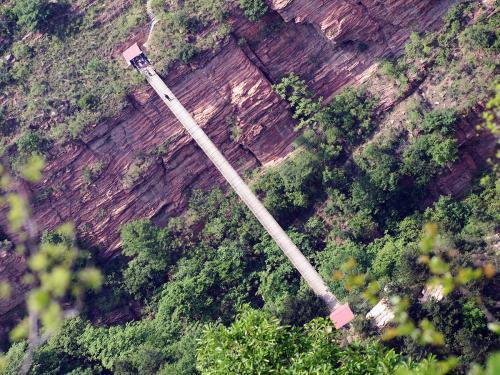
[120,220,175,299]
[239,0,268,22]
[149,0,230,74]
[197,307,408,374]
[12,0,52,32]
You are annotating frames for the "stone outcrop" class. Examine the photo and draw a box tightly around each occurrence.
[243,0,457,105]
[269,0,454,47]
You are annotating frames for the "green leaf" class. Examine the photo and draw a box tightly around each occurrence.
[429,256,449,275]
[78,267,103,290]
[28,252,49,272]
[28,289,50,312]
[42,266,71,297]
[20,154,45,182]
[487,323,500,335]
[10,318,29,341]
[484,352,500,375]
[40,302,63,334]
[6,193,27,231]
[0,281,12,299]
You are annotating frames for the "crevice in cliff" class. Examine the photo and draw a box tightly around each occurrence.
[236,37,274,86]
[352,0,393,50]
[239,143,263,167]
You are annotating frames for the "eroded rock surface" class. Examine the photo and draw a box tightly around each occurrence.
[269,0,455,48]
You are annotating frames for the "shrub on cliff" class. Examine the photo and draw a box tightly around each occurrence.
[15,130,45,155]
[254,150,321,221]
[120,220,174,299]
[239,0,268,22]
[318,88,378,145]
[273,73,322,130]
[77,93,100,111]
[402,133,458,186]
[0,107,7,135]
[355,141,402,192]
[0,59,12,89]
[0,9,17,52]
[461,23,499,52]
[421,109,458,135]
[12,0,53,32]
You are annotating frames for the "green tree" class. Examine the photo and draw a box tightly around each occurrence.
[120,219,174,299]
[256,229,321,318]
[77,94,99,111]
[318,241,370,299]
[318,88,377,145]
[0,9,17,41]
[402,134,458,186]
[155,242,256,324]
[12,0,53,31]
[239,0,268,22]
[196,307,407,374]
[424,195,468,233]
[422,109,458,135]
[16,130,44,155]
[274,73,322,130]
[369,237,410,280]
[460,22,499,52]
[0,342,26,375]
[349,208,378,241]
[429,136,458,167]
[0,60,12,89]
[355,141,401,192]
[254,150,321,221]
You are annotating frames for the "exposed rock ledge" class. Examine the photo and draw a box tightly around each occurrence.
[269,0,456,49]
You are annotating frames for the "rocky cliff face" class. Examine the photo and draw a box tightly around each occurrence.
[0,249,27,345]
[269,0,453,48]
[0,0,463,322]
[32,39,296,255]
[3,0,459,255]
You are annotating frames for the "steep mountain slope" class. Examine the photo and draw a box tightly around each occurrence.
[0,0,458,254]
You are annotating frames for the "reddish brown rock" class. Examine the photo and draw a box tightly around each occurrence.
[0,249,27,343]
[428,116,497,200]
[269,0,456,46]
[261,0,458,104]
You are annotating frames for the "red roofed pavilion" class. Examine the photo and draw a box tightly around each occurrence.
[122,43,143,65]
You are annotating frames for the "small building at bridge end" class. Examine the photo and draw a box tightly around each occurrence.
[330,304,355,329]
[122,43,150,69]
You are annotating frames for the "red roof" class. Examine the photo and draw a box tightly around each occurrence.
[329,304,355,329]
[122,43,143,64]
